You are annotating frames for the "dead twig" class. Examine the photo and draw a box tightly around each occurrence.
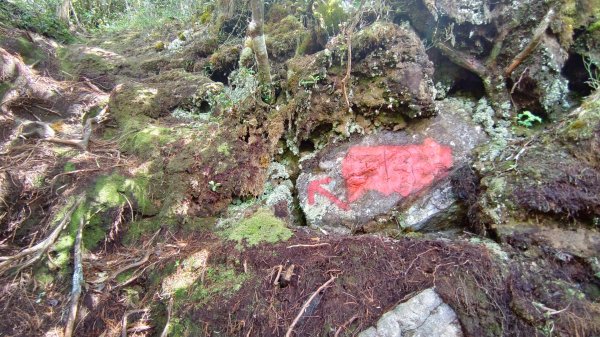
[64,216,85,337]
[404,247,437,276]
[286,243,330,249]
[340,0,367,111]
[334,315,358,337]
[32,104,62,117]
[273,265,283,286]
[285,274,337,337]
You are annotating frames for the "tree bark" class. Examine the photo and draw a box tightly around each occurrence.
[57,0,71,25]
[248,0,273,102]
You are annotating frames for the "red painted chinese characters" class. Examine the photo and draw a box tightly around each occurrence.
[341,138,453,203]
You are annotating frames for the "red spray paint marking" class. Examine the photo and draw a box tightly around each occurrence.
[341,138,453,203]
[307,177,350,211]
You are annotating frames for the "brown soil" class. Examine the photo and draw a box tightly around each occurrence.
[10,229,587,337]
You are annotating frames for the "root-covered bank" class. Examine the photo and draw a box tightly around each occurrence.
[1,0,600,336]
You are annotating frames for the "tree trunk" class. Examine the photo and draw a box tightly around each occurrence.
[248,0,273,103]
[57,0,71,25]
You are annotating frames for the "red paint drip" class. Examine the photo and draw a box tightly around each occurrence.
[342,138,453,203]
[308,177,350,211]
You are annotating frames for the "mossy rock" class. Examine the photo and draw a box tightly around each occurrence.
[109,71,213,120]
[562,91,600,141]
[58,46,115,82]
[265,15,309,61]
[349,22,407,61]
[227,208,293,247]
[208,45,242,81]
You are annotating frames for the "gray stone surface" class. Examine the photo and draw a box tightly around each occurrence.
[433,0,490,25]
[297,98,487,233]
[359,288,463,337]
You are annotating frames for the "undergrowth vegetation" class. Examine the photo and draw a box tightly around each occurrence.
[1,0,211,38]
[0,0,73,42]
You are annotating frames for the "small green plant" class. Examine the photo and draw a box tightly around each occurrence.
[299,73,325,88]
[217,142,230,156]
[63,162,76,172]
[314,0,349,36]
[517,111,543,128]
[32,175,45,188]
[208,180,221,192]
[583,56,599,91]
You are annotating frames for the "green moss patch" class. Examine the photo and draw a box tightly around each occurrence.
[227,209,292,247]
[563,93,600,141]
[124,217,175,245]
[49,173,155,275]
[173,265,249,308]
[119,124,173,158]
[92,173,153,214]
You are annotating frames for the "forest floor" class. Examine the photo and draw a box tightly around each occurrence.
[0,14,599,337]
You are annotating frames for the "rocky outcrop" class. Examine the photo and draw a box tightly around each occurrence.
[297,98,487,233]
[358,288,463,337]
[283,22,437,149]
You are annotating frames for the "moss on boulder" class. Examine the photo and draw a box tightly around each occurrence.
[227,208,293,247]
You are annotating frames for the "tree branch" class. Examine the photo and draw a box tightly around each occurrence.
[435,42,487,79]
[285,274,337,337]
[504,8,555,77]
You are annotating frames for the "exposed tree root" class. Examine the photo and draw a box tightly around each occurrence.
[1,47,106,106]
[287,243,331,249]
[0,196,83,276]
[434,43,486,78]
[64,216,85,337]
[1,46,108,153]
[121,309,149,337]
[340,0,366,111]
[18,105,108,151]
[434,7,556,117]
[91,229,160,286]
[160,298,174,337]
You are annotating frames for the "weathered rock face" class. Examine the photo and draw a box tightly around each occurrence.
[430,0,490,25]
[349,22,437,119]
[297,99,487,233]
[283,22,436,148]
[467,91,600,236]
[509,31,571,117]
[358,288,463,337]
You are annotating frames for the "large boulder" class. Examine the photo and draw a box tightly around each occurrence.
[297,98,487,233]
[283,22,437,150]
